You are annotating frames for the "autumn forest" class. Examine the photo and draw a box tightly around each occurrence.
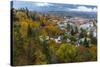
[11,1,97,66]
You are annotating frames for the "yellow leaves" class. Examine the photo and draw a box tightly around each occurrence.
[56,43,77,62]
[17,15,40,38]
[45,24,59,35]
[48,40,57,52]
[34,50,47,64]
[57,43,77,55]
[40,17,47,24]
[20,21,28,38]
[45,23,56,31]
[90,45,97,52]
[16,11,27,21]
[31,21,40,29]
[89,45,97,60]
[75,45,97,61]
[39,28,48,36]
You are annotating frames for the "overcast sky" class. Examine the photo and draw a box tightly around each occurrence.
[13,1,97,12]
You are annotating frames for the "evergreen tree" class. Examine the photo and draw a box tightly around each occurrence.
[84,38,89,47]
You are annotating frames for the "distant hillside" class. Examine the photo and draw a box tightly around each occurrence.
[46,11,97,19]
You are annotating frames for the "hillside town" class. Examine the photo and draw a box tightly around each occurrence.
[38,13,97,47]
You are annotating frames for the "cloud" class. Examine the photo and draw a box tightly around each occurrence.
[35,2,53,7]
[68,6,97,12]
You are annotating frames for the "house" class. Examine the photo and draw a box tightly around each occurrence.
[54,36,62,44]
